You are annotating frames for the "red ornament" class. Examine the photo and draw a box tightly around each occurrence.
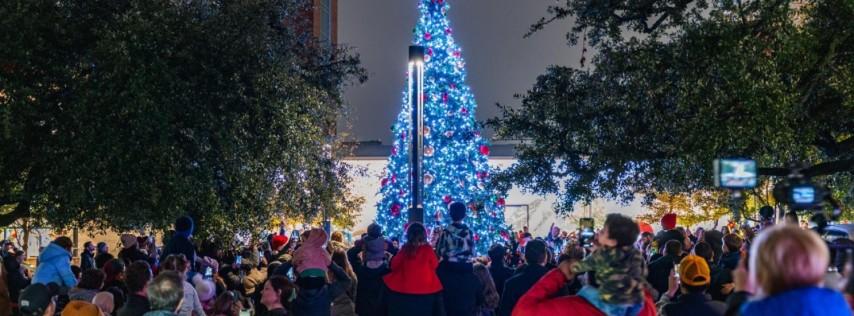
[391,204,402,217]
[460,107,468,115]
[445,28,452,35]
[473,234,480,242]
[497,198,506,206]
[453,50,461,58]
[443,195,452,204]
[381,178,389,187]
[500,231,510,240]
[427,47,434,56]
[479,145,490,155]
[391,146,397,155]
[450,83,457,90]
[477,171,488,179]
[391,174,397,183]
[442,92,448,103]
[444,130,454,138]
[424,32,432,41]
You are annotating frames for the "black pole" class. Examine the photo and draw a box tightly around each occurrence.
[409,45,425,224]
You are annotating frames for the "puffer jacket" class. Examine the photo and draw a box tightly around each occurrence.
[738,286,849,316]
[32,243,77,288]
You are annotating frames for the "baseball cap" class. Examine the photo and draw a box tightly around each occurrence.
[679,254,711,286]
[19,283,58,316]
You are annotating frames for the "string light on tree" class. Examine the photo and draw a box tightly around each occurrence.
[375,0,509,254]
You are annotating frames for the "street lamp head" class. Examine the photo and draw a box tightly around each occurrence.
[409,45,425,64]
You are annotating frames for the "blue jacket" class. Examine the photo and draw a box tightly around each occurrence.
[32,243,78,288]
[741,286,849,316]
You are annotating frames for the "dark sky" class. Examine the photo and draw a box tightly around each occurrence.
[338,0,584,143]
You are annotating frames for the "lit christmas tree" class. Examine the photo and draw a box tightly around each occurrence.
[375,0,510,254]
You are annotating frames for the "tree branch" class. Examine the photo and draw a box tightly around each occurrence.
[759,158,854,178]
[0,198,29,227]
[803,159,854,177]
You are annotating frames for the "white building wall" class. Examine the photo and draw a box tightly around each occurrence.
[344,158,653,237]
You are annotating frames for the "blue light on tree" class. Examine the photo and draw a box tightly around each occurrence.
[375,0,510,254]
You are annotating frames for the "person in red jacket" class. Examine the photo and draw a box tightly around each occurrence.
[512,260,658,316]
[381,222,445,316]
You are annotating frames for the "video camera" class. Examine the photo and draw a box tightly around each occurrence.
[714,158,842,221]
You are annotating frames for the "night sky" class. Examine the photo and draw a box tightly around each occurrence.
[338,0,584,143]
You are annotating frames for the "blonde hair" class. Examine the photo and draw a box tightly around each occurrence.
[749,224,828,297]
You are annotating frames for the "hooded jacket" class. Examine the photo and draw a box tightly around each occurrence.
[292,228,332,275]
[435,223,474,263]
[382,244,442,295]
[32,242,77,288]
[738,286,849,316]
[512,268,658,316]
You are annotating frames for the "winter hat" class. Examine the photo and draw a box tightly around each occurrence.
[19,283,58,316]
[661,213,677,231]
[61,301,101,316]
[92,291,115,315]
[678,254,711,286]
[175,216,194,235]
[364,236,387,262]
[195,279,216,302]
[449,202,467,222]
[367,223,383,238]
[271,235,289,252]
[120,234,138,249]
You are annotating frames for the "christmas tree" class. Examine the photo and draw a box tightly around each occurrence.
[375,0,510,254]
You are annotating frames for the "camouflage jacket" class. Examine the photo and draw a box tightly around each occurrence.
[572,245,647,304]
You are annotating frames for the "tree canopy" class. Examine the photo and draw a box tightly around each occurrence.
[489,0,853,214]
[0,0,365,239]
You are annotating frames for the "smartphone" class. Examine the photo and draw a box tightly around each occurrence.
[204,267,213,280]
[235,255,243,265]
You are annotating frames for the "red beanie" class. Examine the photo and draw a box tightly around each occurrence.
[271,235,289,251]
[661,213,677,230]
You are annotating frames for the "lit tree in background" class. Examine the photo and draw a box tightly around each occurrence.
[375,0,510,253]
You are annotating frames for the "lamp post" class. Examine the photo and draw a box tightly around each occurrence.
[408,45,425,224]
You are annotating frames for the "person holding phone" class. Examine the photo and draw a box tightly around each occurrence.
[655,255,725,316]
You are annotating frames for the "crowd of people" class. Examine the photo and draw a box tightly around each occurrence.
[0,202,852,316]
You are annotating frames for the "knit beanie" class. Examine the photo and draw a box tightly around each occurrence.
[175,216,194,235]
[449,202,467,222]
[661,213,677,231]
[364,236,386,262]
[92,292,114,315]
[271,235,289,252]
[195,280,216,302]
[120,234,137,249]
[61,301,101,316]
[367,223,383,238]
